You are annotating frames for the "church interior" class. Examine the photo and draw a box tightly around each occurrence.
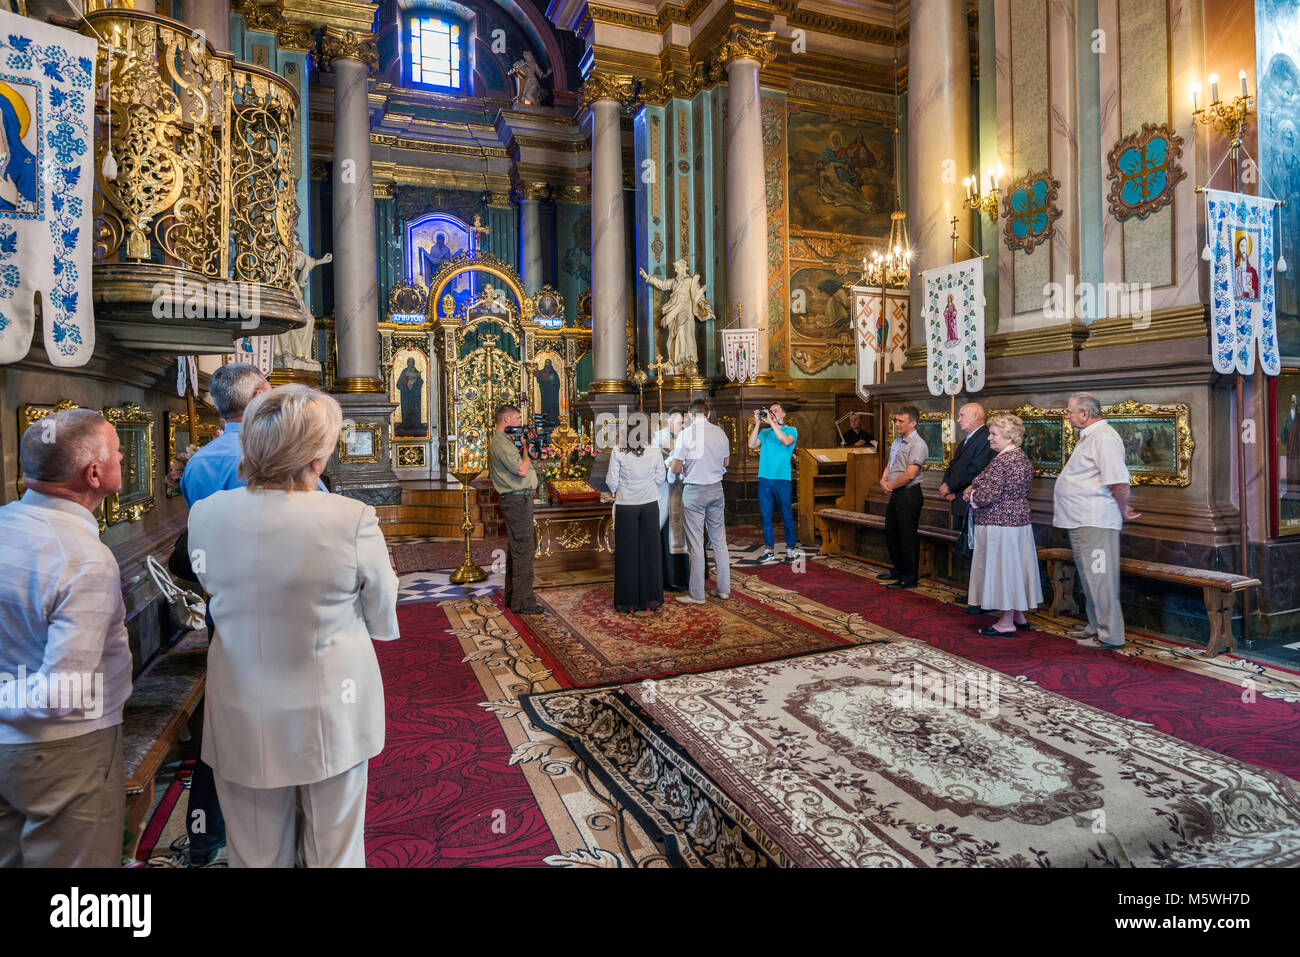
[3,0,1300,874]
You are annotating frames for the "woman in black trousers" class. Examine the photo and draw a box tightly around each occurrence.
[607,432,667,612]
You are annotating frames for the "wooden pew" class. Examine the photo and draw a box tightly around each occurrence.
[815,507,958,578]
[797,449,880,545]
[1039,548,1261,656]
[121,631,207,859]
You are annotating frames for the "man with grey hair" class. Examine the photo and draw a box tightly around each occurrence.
[0,408,133,866]
[180,363,272,507]
[1053,392,1141,649]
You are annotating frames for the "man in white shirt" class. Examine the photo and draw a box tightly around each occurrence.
[668,398,732,604]
[1053,393,1141,649]
[0,408,132,867]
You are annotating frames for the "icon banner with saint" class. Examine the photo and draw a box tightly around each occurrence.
[921,257,985,396]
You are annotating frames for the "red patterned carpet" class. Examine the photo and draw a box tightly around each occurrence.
[746,561,1300,780]
[508,584,852,686]
[364,602,559,866]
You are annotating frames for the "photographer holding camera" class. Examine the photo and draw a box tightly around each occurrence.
[490,404,544,615]
[748,404,798,564]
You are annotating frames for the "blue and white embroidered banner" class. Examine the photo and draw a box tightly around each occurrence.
[922,257,985,396]
[0,12,96,367]
[1205,188,1280,376]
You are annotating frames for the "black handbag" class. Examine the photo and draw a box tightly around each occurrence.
[952,510,975,558]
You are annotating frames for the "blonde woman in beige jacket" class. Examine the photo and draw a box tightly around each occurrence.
[188,385,399,867]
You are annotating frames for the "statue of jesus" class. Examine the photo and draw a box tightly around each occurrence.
[639,259,714,371]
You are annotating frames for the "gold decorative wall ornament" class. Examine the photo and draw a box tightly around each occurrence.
[886,411,954,470]
[579,72,634,109]
[338,422,383,463]
[319,27,379,72]
[711,26,777,70]
[102,403,156,525]
[1100,399,1195,487]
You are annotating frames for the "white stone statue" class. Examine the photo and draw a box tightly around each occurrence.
[277,239,333,370]
[509,51,551,108]
[640,259,714,371]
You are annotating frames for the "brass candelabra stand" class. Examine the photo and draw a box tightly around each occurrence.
[449,457,488,584]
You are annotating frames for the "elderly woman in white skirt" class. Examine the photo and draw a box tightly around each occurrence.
[962,413,1043,636]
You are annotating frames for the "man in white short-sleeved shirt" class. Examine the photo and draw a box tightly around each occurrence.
[1053,392,1141,649]
[668,398,731,603]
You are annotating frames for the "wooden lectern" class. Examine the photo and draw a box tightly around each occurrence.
[796,446,880,544]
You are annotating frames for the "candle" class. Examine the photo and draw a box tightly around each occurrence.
[1209,73,1220,103]
[1190,82,1200,112]
[1239,69,1248,97]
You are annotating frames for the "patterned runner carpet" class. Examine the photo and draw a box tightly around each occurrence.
[523,641,1300,867]
[738,560,1300,779]
[508,584,854,687]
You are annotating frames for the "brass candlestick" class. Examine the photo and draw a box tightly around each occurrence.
[449,462,488,584]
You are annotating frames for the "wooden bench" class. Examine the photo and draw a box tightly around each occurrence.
[1039,548,1260,656]
[121,630,207,859]
[816,508,960,579]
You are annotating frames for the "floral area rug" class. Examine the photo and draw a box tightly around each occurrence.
[508,583,855,687]
[523,640,1300,868]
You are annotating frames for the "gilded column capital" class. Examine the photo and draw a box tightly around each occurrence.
[374,180,395,199]
[579,71,634,110]
[554,184,588,203]
[635,71,703,109]
[516,181,552,202]
[319,27,379,72]
[485,191,515,209]
[277,20,316,52]
[711,25,776,71]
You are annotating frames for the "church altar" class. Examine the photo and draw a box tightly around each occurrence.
[533,501,615,587]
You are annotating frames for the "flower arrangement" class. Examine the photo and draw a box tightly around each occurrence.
[165,443,200,498]
[533,439,596,483]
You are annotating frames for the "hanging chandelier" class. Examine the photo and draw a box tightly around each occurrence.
[862,1,911,290]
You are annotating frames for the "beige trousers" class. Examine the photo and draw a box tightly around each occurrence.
[214,760,369,867]
[1068,525,1126,646]
[0,724,124,868]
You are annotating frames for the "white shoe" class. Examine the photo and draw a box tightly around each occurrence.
[709,589,731,600]
[676,595,706,605]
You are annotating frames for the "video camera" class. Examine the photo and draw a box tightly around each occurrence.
[505,413,553,460]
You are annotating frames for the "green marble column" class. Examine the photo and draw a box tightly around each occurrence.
[486,202,517,270]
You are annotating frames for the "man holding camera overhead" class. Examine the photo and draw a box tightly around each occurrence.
[490,404,544,615]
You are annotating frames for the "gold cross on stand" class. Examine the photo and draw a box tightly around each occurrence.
[646,352,674,422]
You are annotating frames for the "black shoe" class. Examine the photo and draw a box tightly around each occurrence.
[978,625,1017,637]
[963,604,988,615]
[1015,621,1033,632]
[887,579,917,589]
[877,571,899,581]
[516,603,545,615]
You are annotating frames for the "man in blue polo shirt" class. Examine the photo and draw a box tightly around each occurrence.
[748,403,798,564]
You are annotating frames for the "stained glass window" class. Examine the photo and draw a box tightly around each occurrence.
[408,16,462,91]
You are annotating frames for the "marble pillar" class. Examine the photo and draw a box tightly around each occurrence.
[906,0,972,347]
[185,0,229,51]
[519,192,543,295]
[724,56,770,371]
[587,89,630,392]
[329,54,381,391]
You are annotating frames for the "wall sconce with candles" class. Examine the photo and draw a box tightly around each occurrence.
[963,165,1003,223]
[1191,71,1256,195]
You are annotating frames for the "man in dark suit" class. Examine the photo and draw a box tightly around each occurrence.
[939,402,994,613]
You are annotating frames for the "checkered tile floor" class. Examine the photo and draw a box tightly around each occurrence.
[394,536,807,605]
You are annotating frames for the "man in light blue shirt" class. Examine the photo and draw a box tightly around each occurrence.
[749,403,797,563]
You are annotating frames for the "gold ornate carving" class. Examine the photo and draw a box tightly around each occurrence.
[557,521,593,549]
[374,180,396,199]
[319,27,378,72]
[338,422,383,464]
[396,445,426,468]
[369,132,511,160]
[579,72,634,109]
[230,65,298,288]
[711,26,777,70]
[167,411,219,462]
[984,404,1072,478]
[886,411,954,470]
[387,278,429,319]
[518,181,552,202]
[1100,399,1195,488]
[334,377,386,394]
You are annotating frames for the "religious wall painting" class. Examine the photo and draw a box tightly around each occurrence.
[391,348,429,439]
[886,411,952,470]
[787,266,856,376]
[339,422,382,464]
[763,93,789,374]
[1101,400,1193,487]
[1002,170,1062,254]
[786,105,894,236]
[1272,368,1300,535]
[1232,229,1262,302]
[407,213,472,294]
[103,403,155,526]
[1106,123,1187,221]
[988,405,1070,478]
[531,350,566,428]
[166,411,219,463]
[528,284,564,330]
[1257,0,1300,356]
